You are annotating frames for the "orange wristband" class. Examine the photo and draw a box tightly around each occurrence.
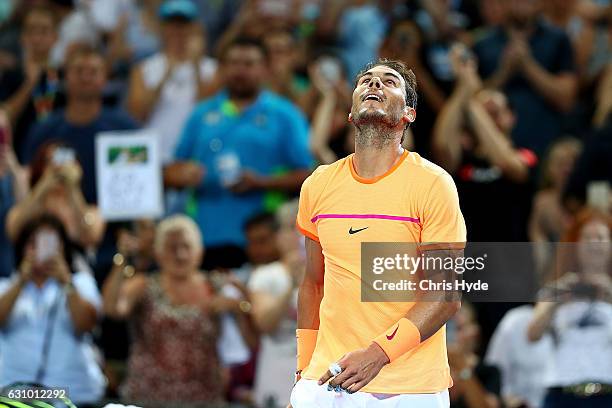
[373,318,421,362]
[296,329,318,371]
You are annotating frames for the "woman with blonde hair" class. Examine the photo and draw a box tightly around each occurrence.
[103,215,251,406]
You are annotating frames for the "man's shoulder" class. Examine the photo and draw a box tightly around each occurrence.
[404,151,452,181]
[23,111,65,162]
[29,111,68,139]
[302,157,350,192]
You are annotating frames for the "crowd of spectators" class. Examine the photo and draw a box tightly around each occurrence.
[0,0,610,407]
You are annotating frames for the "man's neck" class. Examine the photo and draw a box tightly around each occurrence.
[232,98,254,111]
[229,91,260,111]
[65,99,102,125]
[353,128,404,179]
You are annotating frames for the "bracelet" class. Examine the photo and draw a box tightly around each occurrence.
[113,253,135,278]
[296,329,318,372]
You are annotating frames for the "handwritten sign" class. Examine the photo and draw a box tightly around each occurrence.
[95,130,164,221]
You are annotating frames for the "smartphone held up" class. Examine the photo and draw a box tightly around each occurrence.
[35,230,60,265]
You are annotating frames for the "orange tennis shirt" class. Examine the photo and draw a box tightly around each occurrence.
[296,150,467,394]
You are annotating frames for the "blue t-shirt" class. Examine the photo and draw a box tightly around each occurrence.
[0,175,15,278]
[473,21,575,155]
[175,90,313,248]
[24,108,139,204]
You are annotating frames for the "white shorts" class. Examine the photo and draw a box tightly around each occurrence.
[290,379,450,408]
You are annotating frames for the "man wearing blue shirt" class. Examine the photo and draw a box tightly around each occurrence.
[24,46,138,204]
[166,37,313,269]
[23,46,138,285]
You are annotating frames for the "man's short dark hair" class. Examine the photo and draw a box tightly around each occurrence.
[24,5,59,27]
[220,37,268,62]
[355,59,418,110]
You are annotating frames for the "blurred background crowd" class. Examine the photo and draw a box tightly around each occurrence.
[0,0,611,407]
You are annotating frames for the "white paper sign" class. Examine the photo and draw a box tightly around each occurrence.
[95,130,164,221]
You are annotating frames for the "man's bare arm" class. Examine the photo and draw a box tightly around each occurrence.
[466,98,529,183]
[297,237,325,329]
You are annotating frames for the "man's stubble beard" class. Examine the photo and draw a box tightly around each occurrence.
[228,82,260,100]
[352,106,403,150]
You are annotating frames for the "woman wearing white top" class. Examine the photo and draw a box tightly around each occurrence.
[126,0,219,164]
[528,208,612,408]
[0,214,104,405]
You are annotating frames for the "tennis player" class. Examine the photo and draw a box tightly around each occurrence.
[292,59,467,408]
